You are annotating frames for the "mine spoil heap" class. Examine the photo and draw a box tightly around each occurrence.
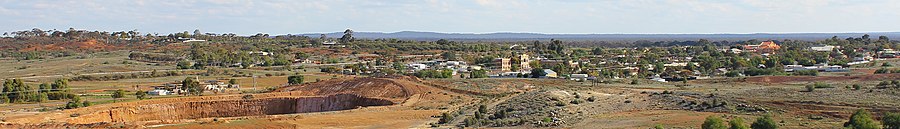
[2,77,430,127]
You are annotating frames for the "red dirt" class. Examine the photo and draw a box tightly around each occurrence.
[743,73,900,84]
[2,76,448,128]
[21,39,118,51]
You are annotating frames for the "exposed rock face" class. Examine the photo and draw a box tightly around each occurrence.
[4,77,440,127]
[64,94,392,124]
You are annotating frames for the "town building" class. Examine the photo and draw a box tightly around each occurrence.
[543,69,558,78]
[743,41,781,53]
[493,58,511,72]
[518,54,531,70]
[810,45,839,52]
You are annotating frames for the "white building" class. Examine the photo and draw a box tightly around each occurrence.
[570,74,589,81]
[408,64,428,70]
[148,89,171,96]
[810,45,839,52]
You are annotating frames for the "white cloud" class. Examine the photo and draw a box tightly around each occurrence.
[1,0,900,35]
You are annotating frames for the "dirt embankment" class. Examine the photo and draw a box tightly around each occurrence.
[744,73,900,84]
[4,77,438,127]
[5,93,392,125]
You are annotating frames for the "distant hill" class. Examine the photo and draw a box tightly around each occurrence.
[298,31,900,42]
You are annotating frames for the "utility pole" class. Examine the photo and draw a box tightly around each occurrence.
[253,75,257,91]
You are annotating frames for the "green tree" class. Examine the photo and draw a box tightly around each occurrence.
[884,112,900,129]
[702,116,728,129]
[182,77,203,96]
[112,89,126,102]
[39,83,51,93]
[729,118,749,129]
[135,90,147,100]
[3,79,36,103]
[751,115,778,129]
[177,60,192,69]
[470,70,488,78]
[441,51,457,61]
[845,109,881,129]
[81,100,92,107]
[340,29,354,43]
[65,96,82,109]
[229,79,238,85]
[287,75,304,85]
[531,68,547,78]
[51,79,69,92]
[439,112,454,124]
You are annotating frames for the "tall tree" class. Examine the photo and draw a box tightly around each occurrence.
[287,75,304,85]
[181,77,203,96]
[340,29,354,43]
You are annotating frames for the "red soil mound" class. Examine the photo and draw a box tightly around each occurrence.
[21,39,117,51]
[274,76,437,102]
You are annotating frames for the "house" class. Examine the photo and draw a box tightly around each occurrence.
[542,69,558,78]
[823,66,849,72]
[248,51,273,56]
[743,41,781,53]
[322,41,338,45]
[493,58,511,72]
[570,74,589,81]
[408,64,428,70]
[810,45,839,52]
[879,49,900,58]
[147,89,171,96]
[783,65,806,72]
[177,38,206,43]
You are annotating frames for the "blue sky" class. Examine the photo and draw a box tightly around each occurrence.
[1,0,899,35]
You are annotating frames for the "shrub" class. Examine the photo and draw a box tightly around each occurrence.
[630,79,639,85]
[805,85,815,92]
[852,84,862,90]
[702,116,728,129]
[729,118,749,129]
[884,112,900,129]
[812,82,833,88]
[751,115,778,129]
[654,124,665,129]
[876,68,891,74]
[135,91,147,100]
[287,75,304,85]
[844,109,881,129]
[47,92,76,100]
[725,71,741,77]
[743,68,778,76]
[112,89,126,99]
[81,101,92,107]
[464,117,478,127]
[478,105,487,114]
[570,99,584,104]
[439,112,454,124]
[555,101,568,106]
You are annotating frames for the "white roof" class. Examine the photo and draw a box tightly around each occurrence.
[544,69,557,74]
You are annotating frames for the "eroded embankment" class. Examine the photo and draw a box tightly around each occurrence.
[5,94,393,124]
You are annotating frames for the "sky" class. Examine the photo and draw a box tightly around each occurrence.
[1,0,899,35]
